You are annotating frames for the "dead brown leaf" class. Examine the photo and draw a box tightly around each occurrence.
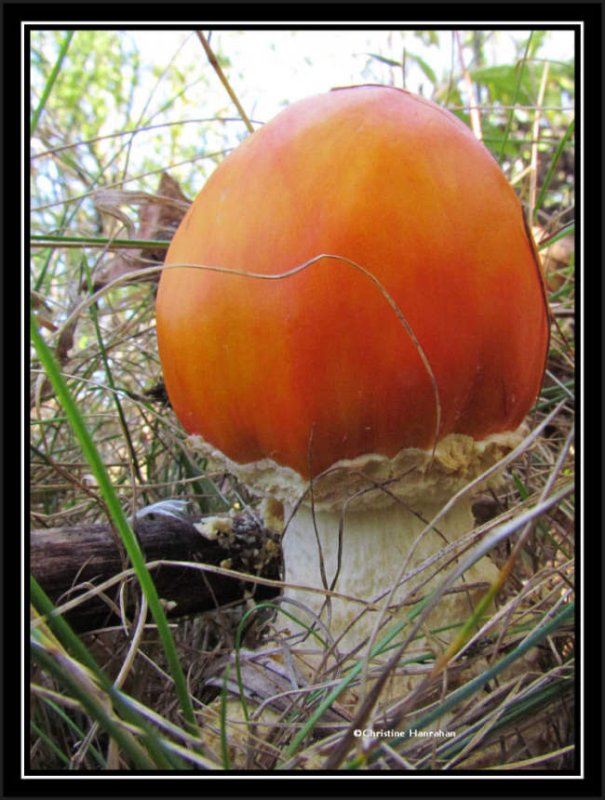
[91,174,190,290]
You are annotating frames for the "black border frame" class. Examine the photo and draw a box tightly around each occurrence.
[4,1,603,797]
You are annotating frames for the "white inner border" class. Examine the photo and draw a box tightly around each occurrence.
[23,20,582,781]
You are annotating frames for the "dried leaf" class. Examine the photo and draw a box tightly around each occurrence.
[204,646,351,729]
[91,174,190,290]
[31,291,58,332]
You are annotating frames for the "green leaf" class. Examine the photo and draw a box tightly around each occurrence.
[367,52,401,69]
[407,52,437,85]
[470,63,533,105]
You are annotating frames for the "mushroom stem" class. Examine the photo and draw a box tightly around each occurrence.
[279,496,499,679]
[186,428,523,689]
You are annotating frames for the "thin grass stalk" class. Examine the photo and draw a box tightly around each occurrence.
[31,31,75,136]
[31,638,157,770]
[417,672,573,767]
[483,744,574,770]
[322,480,573,770]
[369,601,574,768]
[219,668,233,769]
[498,32,533,164]
[196,31,254,134]
[533,118,575,220]
[528,60,551,221]
[31,234,170,249]
[30,720,72,768]
[31,578,186,770]
[70,594,151,769]
[30,317,198,736]
[36,696,107,768]
[31,116,261,162]
[81,260,145,488]
[275,594,434,767]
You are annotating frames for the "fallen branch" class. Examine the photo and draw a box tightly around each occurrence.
[31,514,282,633]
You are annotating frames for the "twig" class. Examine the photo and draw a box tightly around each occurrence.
[196,31,255,134]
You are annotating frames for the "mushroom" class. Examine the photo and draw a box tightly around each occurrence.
[156,86,549,680]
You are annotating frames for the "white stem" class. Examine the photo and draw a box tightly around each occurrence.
[185,428,521,679]
[280,498,499,669]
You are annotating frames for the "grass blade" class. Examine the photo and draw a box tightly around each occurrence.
[30,316,198,736]
[31,31,74,136]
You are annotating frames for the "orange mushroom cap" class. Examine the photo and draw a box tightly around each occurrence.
[156,85,549,480]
